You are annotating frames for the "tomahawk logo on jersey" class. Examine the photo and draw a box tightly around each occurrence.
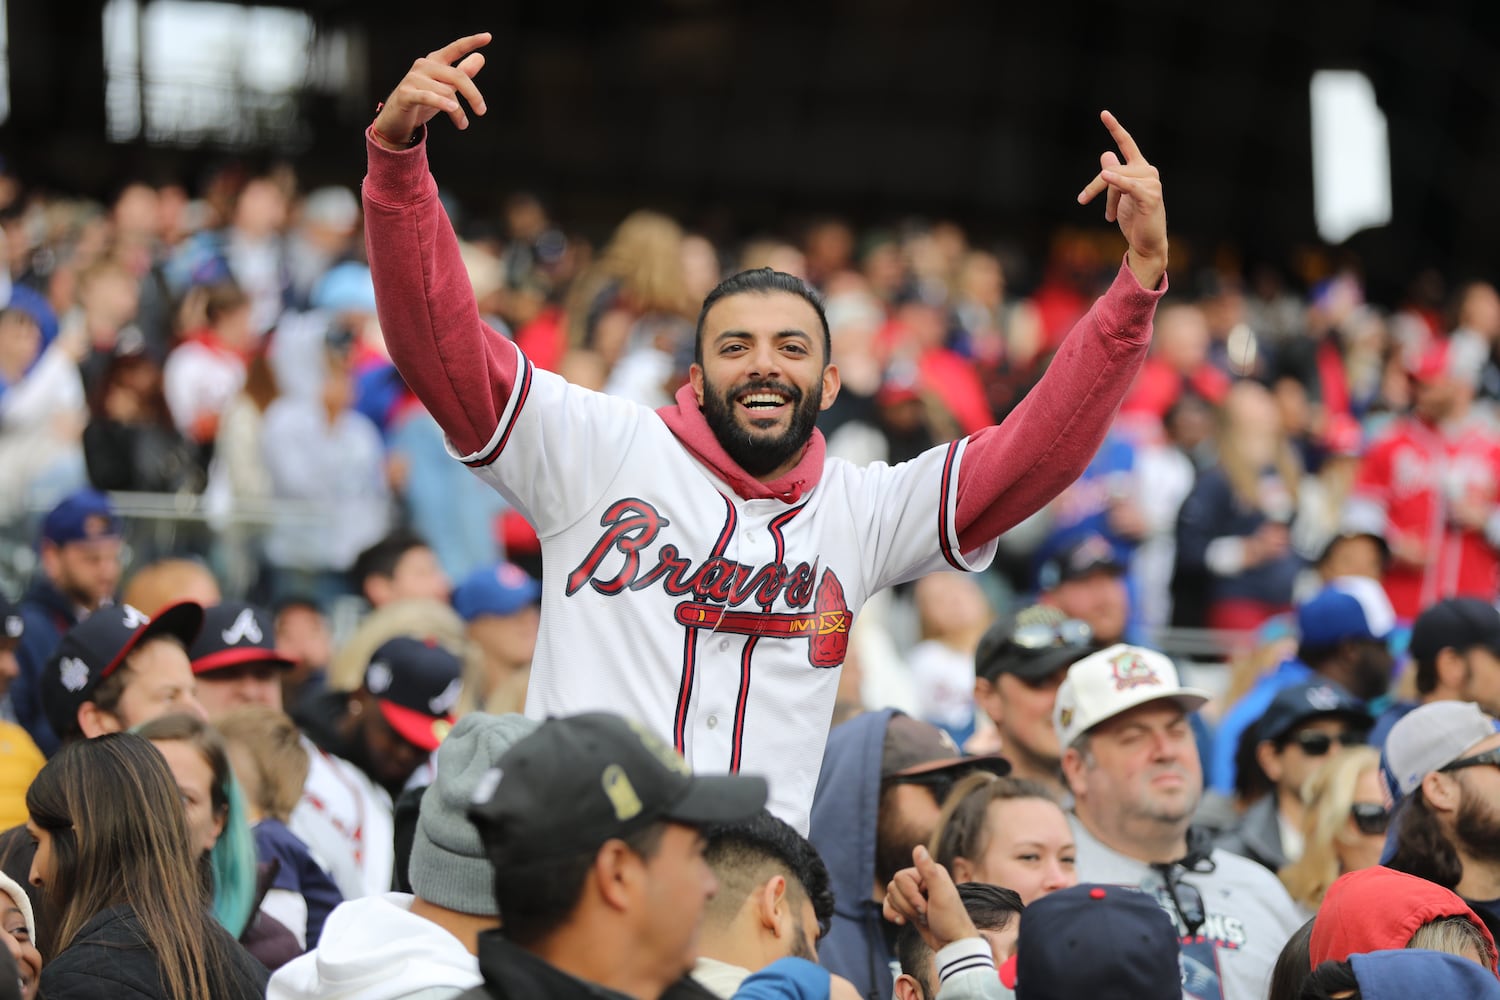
[450,342,995,832]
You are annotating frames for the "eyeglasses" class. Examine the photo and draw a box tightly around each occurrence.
[1284,731,1366,757]
[1439,747,1500,774]
[886,771,957,807]
[1009,618,1093,652]
[1152,863,1206,939]
[1349,802,1391,836]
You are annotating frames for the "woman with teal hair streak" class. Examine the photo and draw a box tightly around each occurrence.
[136,713,301,969]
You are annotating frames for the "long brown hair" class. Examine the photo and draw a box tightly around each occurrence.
[25,733,237,1000]
[929,771,1061,874]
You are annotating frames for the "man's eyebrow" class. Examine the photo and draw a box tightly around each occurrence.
[712,328,813,343]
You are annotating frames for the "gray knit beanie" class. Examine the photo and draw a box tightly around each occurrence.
[409,712,540,915]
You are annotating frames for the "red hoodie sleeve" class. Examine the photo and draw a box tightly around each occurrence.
[361,127,518,458]
[954,260,1164,552]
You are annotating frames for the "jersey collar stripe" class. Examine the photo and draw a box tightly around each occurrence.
[464,353,533,469]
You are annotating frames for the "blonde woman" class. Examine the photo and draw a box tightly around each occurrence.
[1279,745,1388,914]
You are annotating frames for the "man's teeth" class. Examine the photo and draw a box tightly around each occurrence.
[742,393,787,408]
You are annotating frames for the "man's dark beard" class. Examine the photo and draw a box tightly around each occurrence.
[874,787,937,889]
[1455,782,1500,865]
[701,378,822,478]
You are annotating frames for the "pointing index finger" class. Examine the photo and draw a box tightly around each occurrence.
[431,32,493,66]
[1101,109,1144,165]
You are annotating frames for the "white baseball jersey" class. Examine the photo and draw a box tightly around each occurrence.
[451,340,996,833]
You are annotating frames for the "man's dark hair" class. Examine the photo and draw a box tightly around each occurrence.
[895,883,1023,1000]
[693,268,831,367]
[1301,961,1360,1000]
[703,808,834,938]
[1386,788,1464,890]
[351,530,430,591]
[1295,640,1343,671]
[488,821,666,949]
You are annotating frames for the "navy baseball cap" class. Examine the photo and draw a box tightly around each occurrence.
[41,601,204,739]
[1297,577,1395,647]
[1255,681,1371,745]
[1015,884,1183,1000]
[469,712,768,866]
[451,563,540,621]
[1037,534,1123,593]
[1409,598,1500,668]
[189,602,295,676]
[40,489,121,547]
[0,595,22,644]
[364,637,463,752]
[976,604,1096,683]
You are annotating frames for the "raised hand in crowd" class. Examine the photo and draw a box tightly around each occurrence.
[371,32,492,149]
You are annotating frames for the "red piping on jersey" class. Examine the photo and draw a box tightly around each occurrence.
[463,353,533,468]
[673,494,738,753]
[937,440,964,570]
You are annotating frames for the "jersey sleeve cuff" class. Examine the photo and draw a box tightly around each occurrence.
[935,937,997,986]
[363,124,434,207]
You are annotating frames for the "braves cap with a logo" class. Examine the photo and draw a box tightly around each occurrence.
[364,636,463,752]
[40,489,122,547]
[188,602,296,676]
[451,563,541,622]
[0,594,23,645]
[41,600,204,740]
[1053,643,1210,748]
[1254,681,1371,745]
[1015,884,1183,1000]
[469,711,768,867]
[1379,700,1500,803]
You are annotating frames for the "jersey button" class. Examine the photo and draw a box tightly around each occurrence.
[707,715,719,729]
[718,640,730,652]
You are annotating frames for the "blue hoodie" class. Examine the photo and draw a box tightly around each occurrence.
[809,709,896,1000]
[1348,949,1500,1000]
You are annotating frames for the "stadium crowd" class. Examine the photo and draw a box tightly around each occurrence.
[0,42,1498,1000]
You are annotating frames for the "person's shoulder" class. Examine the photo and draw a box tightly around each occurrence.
[1206,846,1294,892]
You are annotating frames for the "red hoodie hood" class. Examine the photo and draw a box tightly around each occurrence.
[1310,866,1498,972]
[655,383,826,505]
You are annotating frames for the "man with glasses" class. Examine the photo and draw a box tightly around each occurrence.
[1057,644,1301,1000]
[810,711,1008,1000]
[1215,681,1372,872]
[1384,700,1500,943]
[973,605,1096,799]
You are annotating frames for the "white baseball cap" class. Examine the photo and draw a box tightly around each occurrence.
[1053,644,1211,749]
[1379,700,1500,804]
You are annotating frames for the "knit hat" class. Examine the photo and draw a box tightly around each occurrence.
[1310,866,1497,972]
[0,871,35,950]
[409,712,541,916]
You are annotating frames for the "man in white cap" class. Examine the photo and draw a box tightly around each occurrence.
[1383,700,1500,943]
[1058,643,1301,1000]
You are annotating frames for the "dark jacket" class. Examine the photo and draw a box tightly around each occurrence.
[1175,466,1302,608]
[1213,794,1288,873]
[457,930,633,1000]
[808,708,896,1000]
[38,904,268,1000]
[14,576,84,755]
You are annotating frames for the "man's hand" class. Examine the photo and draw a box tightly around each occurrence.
[882,846,977,954]
[1077,111,1167,289]
[372,33,492,150]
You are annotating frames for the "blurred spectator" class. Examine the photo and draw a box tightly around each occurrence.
[13,489,123,755]
[121,557,221,615]
[82,349,202,494]
[1346,336,1500,620]
[929,772,1076,904]
[908,572,993,746]
[0,599,41,830]
[271,597,331,708]
[164,281,253,453]
[187,602,293,719]
[352,532,452,610]
[1373,598,1500,745]
[65,259,143,394]
[451,563,539,717]
[1120,303,1230,422]
[971,605,1094,798]
[0,308,86,521]
[1214,681,1372,873]
[1013,883,1182,1000]
[25,733,268,998]
[1277,745,1386,913]
[203,345,281,596]
[285,187,360,309]
[1037,535,1131,648]
[1131,395,1214,630]
[217,706,342,955]
[1174,379,1304,632]
[810,711,1008,1000]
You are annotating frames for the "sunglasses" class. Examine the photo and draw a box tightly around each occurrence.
[1439,747,1500,774]
[1350,802,1391,836]
[1009,618,1093,652]
[1284,731,1366,757]
[1152,862,1206,939]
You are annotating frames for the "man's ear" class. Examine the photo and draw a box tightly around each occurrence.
[756,875,789,935]
[593,839,645,912]
[689,364,706,406]
[893,972,927,1000]
[77,701,120,739]
[1422,770,1463,815]
[819,363,841,411]
[973,677,1002,726]
[1060,746,1088,800]
[1256,740,1285,785]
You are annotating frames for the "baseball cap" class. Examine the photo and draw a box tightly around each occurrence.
[364,637,463,752]
[1014,884,1183,1000]
[0,594,22,644]
[40,489,121,547]
[409,712,540,916]
[188,602,295,676]
[975,604,1095,683]
[311,261,376,314]
[1310,866,1498,971]
[1037,534,1123,593]
[451,563,541,621]
[469,712,768,866]
[1296,576,1395,647]
[41,601,204,739]
[1409,598,1500,668]
[1255,681,1371,745]
[1379,700,1500,803]
[880,712,1010,781]
[1053,644,1210,749]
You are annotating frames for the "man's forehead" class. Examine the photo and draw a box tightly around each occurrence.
[1092,698,1187,734]
[702,289,821,333]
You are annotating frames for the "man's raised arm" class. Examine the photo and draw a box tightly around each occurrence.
[362,32,514,457]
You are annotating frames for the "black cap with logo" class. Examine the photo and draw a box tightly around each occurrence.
[469,712,768,866]
[189,601,296,676]
[364,637,463,752]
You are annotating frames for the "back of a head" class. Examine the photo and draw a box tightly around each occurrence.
[1310,867,1497,970]
[896,883,1022,1000]
[121,559,221,616]
[1015,884,1180,1000]
[702,809,834,938]
[215,706,310,824]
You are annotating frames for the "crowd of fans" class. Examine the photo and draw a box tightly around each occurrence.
[0,149,1499,1000]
